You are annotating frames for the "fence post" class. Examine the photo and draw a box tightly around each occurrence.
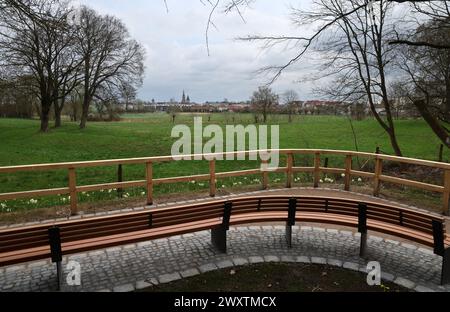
[209,160,216,197]
[262,159,269,190]
[345,155,352,191]
[286,153,294,189]
[117,164,123,199]
[68,167,78,216]
[146,162,153,206]
[314,152,321,188]
[373,157,383,197]
[444,170,450,216]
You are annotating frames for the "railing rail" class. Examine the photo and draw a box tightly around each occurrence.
[0,149,449,215]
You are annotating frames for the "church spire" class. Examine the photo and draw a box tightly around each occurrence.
[181,90,186,104]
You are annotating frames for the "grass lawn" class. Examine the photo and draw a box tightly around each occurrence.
[139,263,408,292]
[0,113,447,214]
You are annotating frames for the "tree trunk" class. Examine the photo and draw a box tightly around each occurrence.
[80,93,91,129]
[40,98,51,133]
[415,99,450,148]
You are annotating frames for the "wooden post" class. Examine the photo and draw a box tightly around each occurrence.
[443,170,450,216]
[262,160,269,190]
[117,164,123,199]
[286,153,294,189]
[373,157,383,197]
[68,168,78,216]
[146,162,153,206]
[314,152,321,188]
[439,144,444,163]
[344,155,352,191]
[209,160,216,197]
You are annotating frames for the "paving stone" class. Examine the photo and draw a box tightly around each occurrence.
[415,285,435,292]
[385,239,400,246]
[296,256,311,263]
[180,268,200,278]
[264,256,280,263]
[343,262,360,271]
[232,258,249,266]
[394,277,416,290]
[249,256,265,264]
[401,243,418,250]
[135,280,152,290]
[5,265,25,273]
[198,263,217,273]
[311,257,327,265]
[381,272,395,283]
[137,241,153,248]
[28,261,48,269]
[159,272,182,284]
[368,236,383,243]
[216,260,234,269]
[280,255,296,263]
[340,231,353,236]
[313,227,326,233]
[326,229,339,234]
[106,247,122,253]
[327,259,343,267]
[113,284,135,292]
[417,248,434,256]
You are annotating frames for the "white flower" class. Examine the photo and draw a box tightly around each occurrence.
[190,181,196,184]
[238,182,243,185]
[341,173,346,178]
[198,183,205,187]
[123,194,129,198]
[358,178,363,182]
[29,199,38,205]
[319,179,324,183]
[82,192,86,195]
[0,203,6,209]
[61,198,67,203]
[108,189,112,193]
[141,192,146,196]
[221,185,226,188]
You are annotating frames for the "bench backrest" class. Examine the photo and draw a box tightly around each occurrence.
[0,196,445,256]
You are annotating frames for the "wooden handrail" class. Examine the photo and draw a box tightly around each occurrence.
[0,149,449,216]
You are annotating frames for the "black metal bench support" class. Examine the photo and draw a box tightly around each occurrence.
[286,198,297,249]
[432,220,450,285]
[211,202,232,253]
[358,204,368,258]
[48,227,63,291]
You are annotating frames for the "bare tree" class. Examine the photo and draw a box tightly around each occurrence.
[282,90,299,123]
[239,0,404,156]
[396,18,450,147]
[74,6,145,129]
[0,1,81,132]
[251,86,278,123]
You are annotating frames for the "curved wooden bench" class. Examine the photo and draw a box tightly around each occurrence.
[0,195,449,289]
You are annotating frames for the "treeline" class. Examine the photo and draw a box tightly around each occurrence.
[0,0,145,131]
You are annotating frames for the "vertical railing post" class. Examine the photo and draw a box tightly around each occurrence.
[262,159,269,190]
[314,152,321,188]
[209,160,216,197]
[286,153,294,189]
[373,157,383,197]
[443,169,450,216]
[68,167,78,216]
[146,162,153,206]
[344,155,352,191]
[117,164,123,199]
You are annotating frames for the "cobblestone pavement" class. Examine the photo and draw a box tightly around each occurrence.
[0,225,448,293]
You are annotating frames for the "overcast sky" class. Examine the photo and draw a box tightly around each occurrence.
[74,0,319,103]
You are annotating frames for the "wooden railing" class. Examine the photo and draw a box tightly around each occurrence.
[0,149,449,215]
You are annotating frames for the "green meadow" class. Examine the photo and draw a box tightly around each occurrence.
[0,113,447,213]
